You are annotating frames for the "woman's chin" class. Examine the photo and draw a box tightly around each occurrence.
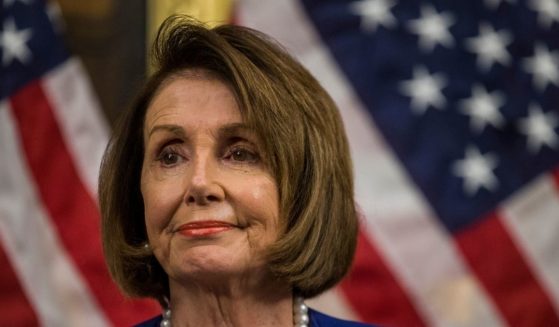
[167,247,264,284]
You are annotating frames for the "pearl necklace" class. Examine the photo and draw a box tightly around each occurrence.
[160,296,309,327]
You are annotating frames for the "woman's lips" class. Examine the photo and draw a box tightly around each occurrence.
[176,220,236,237]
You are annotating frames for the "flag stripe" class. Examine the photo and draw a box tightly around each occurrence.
[341,229,426,326]
[0,245,38,326]
[41,59,109,197]
[8,82,159,326]
[501,172,559,313]
[455,212,559,326]
[360,206,506,327]
[0,102,109,327]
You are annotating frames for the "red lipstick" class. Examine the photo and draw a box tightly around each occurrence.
[176,221,234,237]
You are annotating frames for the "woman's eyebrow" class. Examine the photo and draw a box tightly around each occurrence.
[148,124,186,138]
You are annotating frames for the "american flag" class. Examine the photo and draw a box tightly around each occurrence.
[238,0,559,326]
[0,0,159,325]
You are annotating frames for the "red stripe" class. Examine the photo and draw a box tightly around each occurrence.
[0,244,39,326]
[455,212,559,327]
[552,167,559,190]
[9,81,159,325]
[340,227,426,326]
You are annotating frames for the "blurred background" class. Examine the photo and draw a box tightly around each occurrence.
[58,0,232,125]
[2,0,559,326]
[58,0,146,125]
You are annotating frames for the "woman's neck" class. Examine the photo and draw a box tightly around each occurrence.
[167,277,294,327]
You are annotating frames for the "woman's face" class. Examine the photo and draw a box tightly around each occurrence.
[140,74,280,286]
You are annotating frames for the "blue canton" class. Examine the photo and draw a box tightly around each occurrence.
[301,0,559,232]
[0,0,68,100]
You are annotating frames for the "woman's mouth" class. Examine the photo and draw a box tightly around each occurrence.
[176,220,236,237]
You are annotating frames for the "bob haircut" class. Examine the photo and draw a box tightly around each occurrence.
[99,16,357,304]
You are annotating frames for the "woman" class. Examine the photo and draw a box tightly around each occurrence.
[99,16,375,327]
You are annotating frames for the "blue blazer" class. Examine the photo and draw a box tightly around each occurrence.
[135,308,378,326]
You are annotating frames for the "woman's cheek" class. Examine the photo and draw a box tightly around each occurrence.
[243,177,279,229]
[144,191,171,252]
[142,177,178,234]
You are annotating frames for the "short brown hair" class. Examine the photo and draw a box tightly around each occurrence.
[99,16,357,303]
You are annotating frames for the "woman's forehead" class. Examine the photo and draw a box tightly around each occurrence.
[146,76,240,122]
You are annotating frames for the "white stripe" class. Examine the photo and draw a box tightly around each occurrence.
[0,102,110,327]
[238,1,505,326]
[501,174,559,312]
[41,59,109,198]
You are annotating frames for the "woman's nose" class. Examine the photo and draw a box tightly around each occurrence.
[184,154,225,205]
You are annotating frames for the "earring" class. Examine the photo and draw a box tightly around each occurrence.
[143,243,150,250]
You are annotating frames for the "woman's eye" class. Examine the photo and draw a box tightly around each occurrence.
[156,148,183,166]
[229,148,258,163]
[162,153,179,165]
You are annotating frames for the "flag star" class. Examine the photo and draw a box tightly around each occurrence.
[349,0,397,32]
[460,85,505,133]
[453,146,499,196]
[518,103,559,153]
[407,5,455,52]
[465,23,512,71]
[484,0,515,10]
[528,0,559,29]
[0,19,33,66]
[400,66,447,114]
[523,43,559,92]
